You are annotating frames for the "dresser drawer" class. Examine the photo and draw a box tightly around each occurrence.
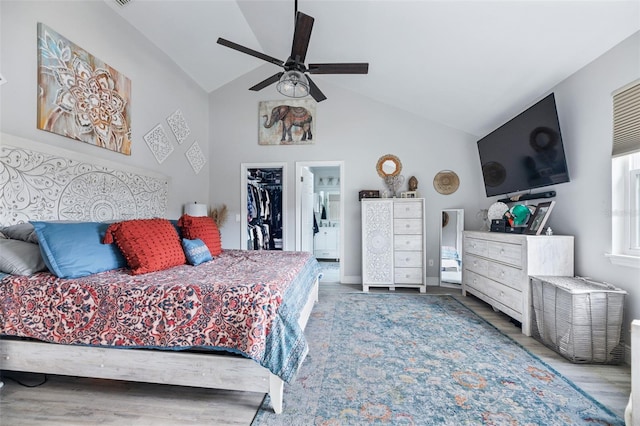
[315,249,338,259]
[394,251,422,267]
[393,201,423,218]
[465,237,488,257]
[487,241,523,267]
[487,262,524,291]
[464,270,522,316]
[394,218,422,234]
[394,234,422,251]
[394,267,423,283]
[464,253,489,276]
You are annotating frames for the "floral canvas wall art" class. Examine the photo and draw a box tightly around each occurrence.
[37,23,132,155]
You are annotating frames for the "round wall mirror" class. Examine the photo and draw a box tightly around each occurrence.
[376,154,402,178]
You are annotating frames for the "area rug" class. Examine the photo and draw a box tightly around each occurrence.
[252,292,624,425]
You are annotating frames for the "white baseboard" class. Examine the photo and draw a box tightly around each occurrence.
[342,276,453,288]
[342,275,361,285]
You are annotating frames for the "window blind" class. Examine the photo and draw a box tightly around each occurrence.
[612,80,640,157]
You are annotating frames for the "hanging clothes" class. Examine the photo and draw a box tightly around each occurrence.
[247,169,283,250]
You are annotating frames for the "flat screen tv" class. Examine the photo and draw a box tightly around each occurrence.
[477,93,570,197]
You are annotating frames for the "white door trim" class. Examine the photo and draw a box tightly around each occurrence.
[295,161,345,282]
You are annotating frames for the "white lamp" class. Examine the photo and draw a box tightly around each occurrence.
[184,202,208,217]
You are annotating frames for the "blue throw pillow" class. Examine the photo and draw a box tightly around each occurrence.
[181,238,212,266]
[31,221,127,279]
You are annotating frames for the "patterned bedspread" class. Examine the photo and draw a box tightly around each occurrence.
[0,250,320,382]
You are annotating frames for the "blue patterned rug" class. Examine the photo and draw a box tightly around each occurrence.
[252,291,624,425]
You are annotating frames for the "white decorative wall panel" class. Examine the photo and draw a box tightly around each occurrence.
[167,109,191,145]
[185,141,206,174]
[144,124,174,164]
[0,145,168,225]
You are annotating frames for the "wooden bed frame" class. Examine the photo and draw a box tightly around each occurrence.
[0,133,320,413]
[0,277,318,414]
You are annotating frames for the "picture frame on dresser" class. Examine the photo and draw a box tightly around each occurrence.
[525,201,555,235]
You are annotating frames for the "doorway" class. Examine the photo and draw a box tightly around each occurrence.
[241,162,287,251]
[295,161,344,283]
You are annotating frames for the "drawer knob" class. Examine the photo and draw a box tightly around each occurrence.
[406,257,410,262]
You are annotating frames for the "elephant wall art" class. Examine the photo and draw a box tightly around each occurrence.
[258,100,315,145]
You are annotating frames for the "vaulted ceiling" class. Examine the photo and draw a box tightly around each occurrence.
[106,0,640,137]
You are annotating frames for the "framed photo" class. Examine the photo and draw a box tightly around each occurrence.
[401,191,417,198]
[525,201,555,235]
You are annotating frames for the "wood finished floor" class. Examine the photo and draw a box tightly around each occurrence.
[0,283,631,425]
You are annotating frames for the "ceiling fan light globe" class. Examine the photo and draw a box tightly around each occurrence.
[277,70,309,98]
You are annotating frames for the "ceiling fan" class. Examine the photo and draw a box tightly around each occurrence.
[216,3,369,102]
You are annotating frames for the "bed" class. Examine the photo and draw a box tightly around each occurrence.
[440,245,462,284]
[0,134,320,413]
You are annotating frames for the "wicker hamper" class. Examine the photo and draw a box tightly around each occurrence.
[530,276,627,364]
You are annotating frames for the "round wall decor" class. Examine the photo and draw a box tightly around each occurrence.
[376,154,402,178]
[433,170,460,195]
[442,211,450,227]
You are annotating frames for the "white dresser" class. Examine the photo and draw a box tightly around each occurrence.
[361,198,426,293]
[314,227,339,260]
[462,231,574,335]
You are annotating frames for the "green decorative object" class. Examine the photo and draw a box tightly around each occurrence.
[510,204,531,226]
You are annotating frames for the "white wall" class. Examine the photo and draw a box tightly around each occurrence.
[2,0,636,345]
[549,31,640,345]
[210,31,640,343]
[0,1,210,218]
[209,66,482,282]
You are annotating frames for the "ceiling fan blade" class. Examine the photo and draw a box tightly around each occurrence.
[217,38,284,67]
[308,63,369,74]
[291,12,314,63]
[307,76,327,102]
[249,72,284,91]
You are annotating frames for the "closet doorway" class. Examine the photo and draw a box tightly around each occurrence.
[295,161,344,283]
[241,163,287,251]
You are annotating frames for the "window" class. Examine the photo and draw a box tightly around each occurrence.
[609,80,640,268]
[632,167,640,251]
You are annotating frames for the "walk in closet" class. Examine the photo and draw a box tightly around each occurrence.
[246,167,284,250]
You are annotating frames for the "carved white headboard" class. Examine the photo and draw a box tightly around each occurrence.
[0,133,169,225]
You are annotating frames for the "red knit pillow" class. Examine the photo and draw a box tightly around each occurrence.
[104,218,186,275]
[177,214,222,256]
